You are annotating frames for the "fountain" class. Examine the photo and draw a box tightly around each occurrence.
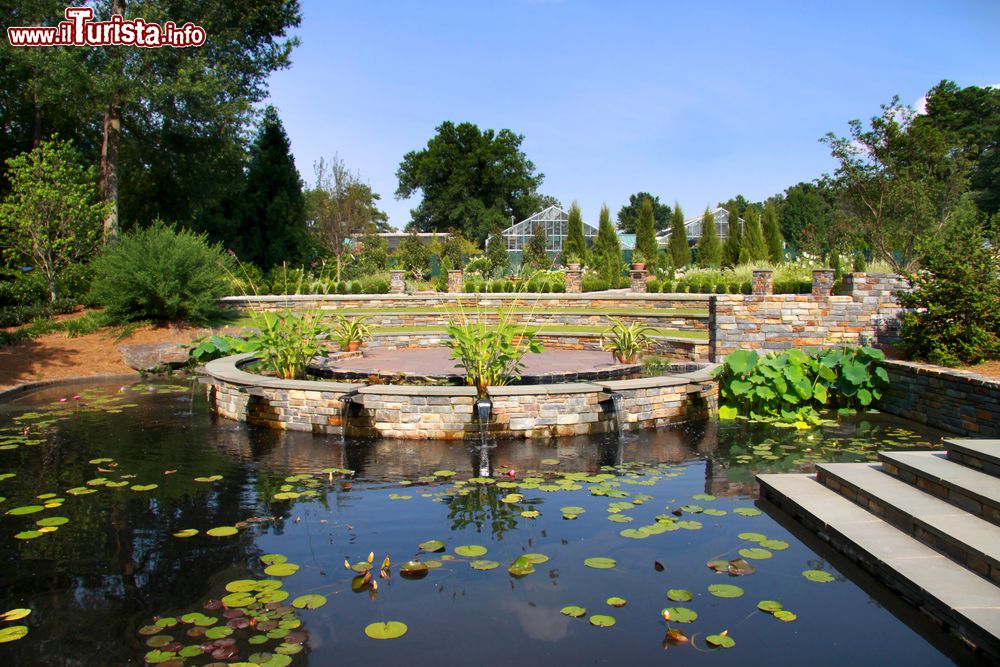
[475,397,492,446]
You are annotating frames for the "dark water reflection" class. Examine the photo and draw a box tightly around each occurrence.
[0,379,983,666]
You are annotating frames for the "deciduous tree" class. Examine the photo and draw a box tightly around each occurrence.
[616,192,671,233]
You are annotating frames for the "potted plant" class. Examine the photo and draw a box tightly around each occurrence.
[630,249,646,271]
[564,252,581,271]
[333,314,374,352]
[601,316,653,364]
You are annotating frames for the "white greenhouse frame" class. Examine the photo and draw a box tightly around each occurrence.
[501,205,599,252]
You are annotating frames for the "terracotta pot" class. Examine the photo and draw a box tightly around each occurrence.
[345,340,361,352]
[567,262,581,271]
[630,262,645,271]
[613,352,639,365]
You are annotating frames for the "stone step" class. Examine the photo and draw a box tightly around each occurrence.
[817,462,1000,585]
[946,439,1000,477]
[879,450,1000,527]
[758,472,1000,660]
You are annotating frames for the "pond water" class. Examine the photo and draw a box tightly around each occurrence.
[0,379,987,666]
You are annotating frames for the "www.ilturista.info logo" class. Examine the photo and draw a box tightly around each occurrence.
[7,7,205,48]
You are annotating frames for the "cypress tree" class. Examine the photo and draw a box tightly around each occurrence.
[485,227,512,278]
[721,208,743,267]
[635,196,659,270]
[762,200,785,263]
[741,207,768,263]
[239,106,308,268]
[594,204,622,284]
[563,201,588,263]
[668,203,689,269]
[696,206,722,268]
[523,223,550,271]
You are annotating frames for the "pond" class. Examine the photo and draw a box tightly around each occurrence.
[0,379,987,666]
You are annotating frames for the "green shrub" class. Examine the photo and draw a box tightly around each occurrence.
[350,281,363,294]
[90,222,232,324]
[0,275,48,307]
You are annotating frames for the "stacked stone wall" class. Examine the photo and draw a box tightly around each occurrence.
[881,360,1000,437]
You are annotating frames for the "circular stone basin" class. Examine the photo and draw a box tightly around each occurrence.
[310,347,641,384]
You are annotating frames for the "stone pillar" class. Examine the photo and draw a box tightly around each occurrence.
[812,269,835,297]
[844,272,870,302]
[390,270,406,294]
[447,269,463,293]
[630,269,648,293]
[751,270,773,296]
[565,265,582,293]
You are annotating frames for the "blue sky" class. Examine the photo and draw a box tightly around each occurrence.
[267,0,1000,230]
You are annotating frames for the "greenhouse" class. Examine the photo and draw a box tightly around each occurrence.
[501,205,599,253]
[657,206,742,244]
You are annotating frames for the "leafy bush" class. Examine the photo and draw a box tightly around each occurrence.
[446,314,543,396]
[90,222,232,324]
[189,334,260,364]
[251,310,329,379]
[713,345,890,425]
[0,274,48,307]
[898,204,1000,366]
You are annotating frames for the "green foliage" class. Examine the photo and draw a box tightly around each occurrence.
[616,193,671,233]
[898,199,1000,365]
[395,121,544,244]
[445,307,544,396]
[522,224,550,272]
[582,270,628,292]
[238,106,309,269]
[0,137,107,301]
[721,208,743,268]
[357,231,389,274]
[696,207,722,268]
[250,310,328,380]
[762,201,785,262]
[563,202,589,265]
[668,204,690,269]
[90,222,232,324]
[440,231,473,268]
[189,335,260,364]
[600,317,653,363]
[713,346,890,425]
[635,197,659,273]
[741,207,768,263]
[333,315,375,351]
[593,205,623,284]
[852,251,866,272]
[485,229,512,278]
[830,251,842,281]
[396,231,431,279]
[778,181,837,255]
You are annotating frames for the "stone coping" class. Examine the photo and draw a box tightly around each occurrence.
[357,384,478,397]
[367,330,707,345]
[202,354,360,392]
[882,359,1000,390]
[221,292,710,304]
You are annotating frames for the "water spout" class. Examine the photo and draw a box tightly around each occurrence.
[339,390,360,443]
[607,392,625,439]
[475,397,492,447]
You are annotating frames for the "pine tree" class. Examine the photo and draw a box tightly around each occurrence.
[635,196,659,270]
[668,203,689,269]
[762,200,785,263]
[741,207,768,263]
[522,223,550,271]
[594,204,623,285]
[239,106,308,269]
[696,207,722,268]
[563,201,589,263]
[721,207,743,267]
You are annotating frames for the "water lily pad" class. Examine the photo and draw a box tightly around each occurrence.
[508,555,535,577]
[7,505,43,516]
[131,484,158,492]
[418,540,445,552]
[364,621,408,640]
[703,508,727,516]
[204,625,233,639]
[774,610,798,622]
[541,459,560,465]
[706,633,735,648]
[692,493,716,501]
[760,539,790,551]
[225,580,259,592]
[522,553,549,564]
[173,528,198,538]
[607,514,633,523]
[588,614,616,627]
[560,606,587,618]
[501,493,523,503]
[584,557,616,569]
[248,634,269,645]
[520,510,540,518]
[738,532,767,542]
[66,487,96,496]
[206,526,238,537]
[291,594,327,609]
[676,520,703,530]
[470,559,500,571]
[606,597,627,607]
[432,470,457,477]
[708,584,744,598]
[31,516,68,528]
[454,545,487,557]
[221,592,255,607]
[194,475,223,482]
[14,530,43,540]
[662,607,697,623]
[560,506,585,515]
[0,609,30,621]
[802,569,835,583]
[758,600,783,612]
[667,589,692,602]
[264,563,300,577]
[738,547,773,560]
[274,492,301,500]
[261,553,288,565]
[734,507,762,517]
[620,528,649,539]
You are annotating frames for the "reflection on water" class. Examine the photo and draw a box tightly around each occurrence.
[0,379,976,667]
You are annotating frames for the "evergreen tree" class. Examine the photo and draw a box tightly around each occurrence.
[594,204,623,284]
[563,201,589,263]
[396,230,431,279]
[696,207,722,268]
[668,203,690,269]
[635,196,659,270]
[721,207,743,267]
[522,223,550,271]
[740,207,768,262]
[762,200,785,263]
[485,227,512,277]
[239,106,308,268]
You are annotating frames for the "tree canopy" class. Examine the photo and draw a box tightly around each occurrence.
[616,192,671,233]
[634,197,659,269]
[395,121,544,245]
[667,204,689,269]
[696,207,721,268]
[594,204,622,283]
[562,202,589,263]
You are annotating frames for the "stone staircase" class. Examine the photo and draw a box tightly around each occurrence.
[758,439,1000,661]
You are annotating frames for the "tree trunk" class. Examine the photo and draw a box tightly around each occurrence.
[100,97,120,243]
[32,91,41,148]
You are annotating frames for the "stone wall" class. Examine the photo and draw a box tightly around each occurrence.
[321,310,706,331]
[202,354,718,440]
[880,360,1000,437]
[222,293,710,311]
[709,272,907,361]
